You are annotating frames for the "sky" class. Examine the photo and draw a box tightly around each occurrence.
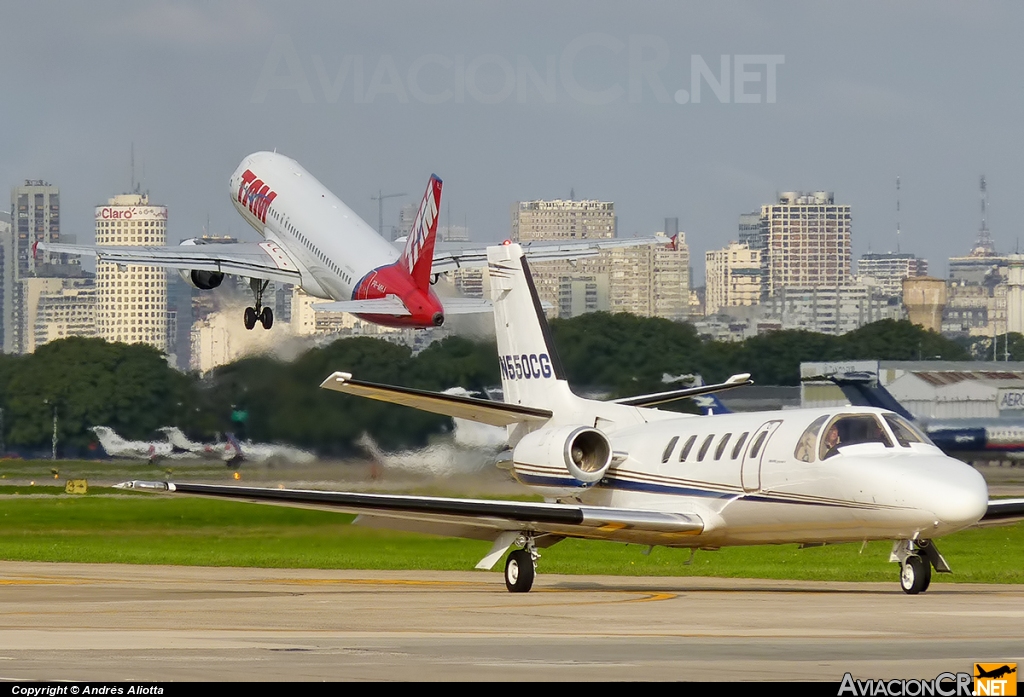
[2,1,1022,284]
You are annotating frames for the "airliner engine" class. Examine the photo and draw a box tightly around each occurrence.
[512,425,612,486]
[177,239,224,290]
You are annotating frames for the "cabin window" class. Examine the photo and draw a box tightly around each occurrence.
[884,414,932,447]
[819,414,894,460]
[714,433,732,460]
[678,435,697,462]
[749,431,768,459]
[794,415,829,463]
[731,432,749,459]
[697,434,714,461]
[662,436,679,463]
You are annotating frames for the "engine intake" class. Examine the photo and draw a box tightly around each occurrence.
[187,270,224,290]
[513,425,613,485]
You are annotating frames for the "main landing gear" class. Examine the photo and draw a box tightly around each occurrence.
[244,279,274,330]
[504,534,539,593]
[891,538,950,595]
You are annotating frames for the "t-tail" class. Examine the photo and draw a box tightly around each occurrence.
[224,433,243,462]
[399,174,442,291]
[487,243,576,412]
[823,372,917,422]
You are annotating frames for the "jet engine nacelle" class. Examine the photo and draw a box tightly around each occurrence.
[512,425,613,485]
[184,270,224,290]
[176,238,225,290]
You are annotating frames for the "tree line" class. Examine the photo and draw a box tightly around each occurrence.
[0,317,999,456]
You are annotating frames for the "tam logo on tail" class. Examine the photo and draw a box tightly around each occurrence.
[400,175,442,290]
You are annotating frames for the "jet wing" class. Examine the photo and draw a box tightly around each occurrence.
[319,371,551,426]
[312,296,410,315]
[977,498,1024,526]
[114,481,706,551]
[612,373,753,408]
[37,241,302,284]
[430,237,666,274]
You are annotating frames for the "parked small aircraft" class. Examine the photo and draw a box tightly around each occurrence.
[119,244,1024,594]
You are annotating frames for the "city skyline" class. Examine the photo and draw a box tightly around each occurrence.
[1,2,1020,286]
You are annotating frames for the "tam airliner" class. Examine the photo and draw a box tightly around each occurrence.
[41,152,658,331]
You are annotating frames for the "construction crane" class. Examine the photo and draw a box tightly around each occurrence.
[371,190,406,237]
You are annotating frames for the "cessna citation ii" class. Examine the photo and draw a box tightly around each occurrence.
[118,244,1024,594]
[39,152,658,331]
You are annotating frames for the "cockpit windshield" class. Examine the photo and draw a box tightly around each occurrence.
[819,414,893,459]
[795,415,828,463]
[883,413,934,447]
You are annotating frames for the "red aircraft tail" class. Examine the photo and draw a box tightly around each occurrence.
[398,174,442,291]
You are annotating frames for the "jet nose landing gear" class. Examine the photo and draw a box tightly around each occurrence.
[244,279,274,330]
[891,539,950,595]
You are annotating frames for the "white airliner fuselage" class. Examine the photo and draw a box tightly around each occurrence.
[229,152,401,305]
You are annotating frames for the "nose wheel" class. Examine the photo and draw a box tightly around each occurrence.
[243,279,274,330]
[504,534,539,593]
[891,539,947,595]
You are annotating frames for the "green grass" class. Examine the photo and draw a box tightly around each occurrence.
[1,491,1023,583]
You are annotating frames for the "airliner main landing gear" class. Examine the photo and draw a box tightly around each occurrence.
[504,534,539,593]
[244,279,274,330]
[891,538,949,595]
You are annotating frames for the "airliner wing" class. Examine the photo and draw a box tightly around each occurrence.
[115,481,706,556]
[319,371,551,426]
[430,237,666,274]
[37,241,302,284]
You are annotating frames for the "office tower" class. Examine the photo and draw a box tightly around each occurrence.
[761,191,851,296]
[857,252,928,298]
[705,242,763,315]
[94,193,169,351]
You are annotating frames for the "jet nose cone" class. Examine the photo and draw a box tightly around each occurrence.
[928,460,989,529]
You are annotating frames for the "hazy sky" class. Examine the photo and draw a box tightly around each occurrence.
[2,1,1022,283]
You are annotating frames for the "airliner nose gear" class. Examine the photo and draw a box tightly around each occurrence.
[891,538,949,594]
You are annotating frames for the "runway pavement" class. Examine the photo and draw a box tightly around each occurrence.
[0,561,1021,681]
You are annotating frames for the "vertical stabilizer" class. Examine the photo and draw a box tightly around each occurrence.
[487,244,573,409]
[399,175,442,290]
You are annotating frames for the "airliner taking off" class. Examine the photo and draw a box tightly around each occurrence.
[41,152,658,330]
[118,244,1024,594]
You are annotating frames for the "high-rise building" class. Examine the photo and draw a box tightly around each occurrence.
[705,242,763,315]
[95,193,169,351]
[27,277,97,351]
[856,252,928,298]
[7,181,82,353]
[761,191,851,296]
[0,213,11,352]
[738,212,764,251]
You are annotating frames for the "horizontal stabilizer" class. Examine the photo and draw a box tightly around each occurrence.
[312,296,410,315]
[440,297,492,315]
[319,371,552,427]
[114,481,705,542]
[612,373,753,408]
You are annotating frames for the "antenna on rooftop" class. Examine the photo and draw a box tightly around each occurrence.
[895,175,901,254]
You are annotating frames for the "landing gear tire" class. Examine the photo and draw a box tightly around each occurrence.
[259,306,274,330]
[243,307,258,330]
[505,549,535,593]
[900,555,931,595]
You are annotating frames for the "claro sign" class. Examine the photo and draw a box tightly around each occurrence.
[94,206,168,220]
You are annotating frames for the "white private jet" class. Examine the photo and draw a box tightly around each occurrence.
[158,427,315,466]
[92,426,190,463]
[40,152,661,331]
[118,244,1024,594]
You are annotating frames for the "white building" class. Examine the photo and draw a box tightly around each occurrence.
[95,194,168,351]
[705,242,762,315]
[856,252,928,298]
[765,285,900,335]
[19,276,96,352]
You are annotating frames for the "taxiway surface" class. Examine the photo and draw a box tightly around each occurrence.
[0,561,1021,681]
